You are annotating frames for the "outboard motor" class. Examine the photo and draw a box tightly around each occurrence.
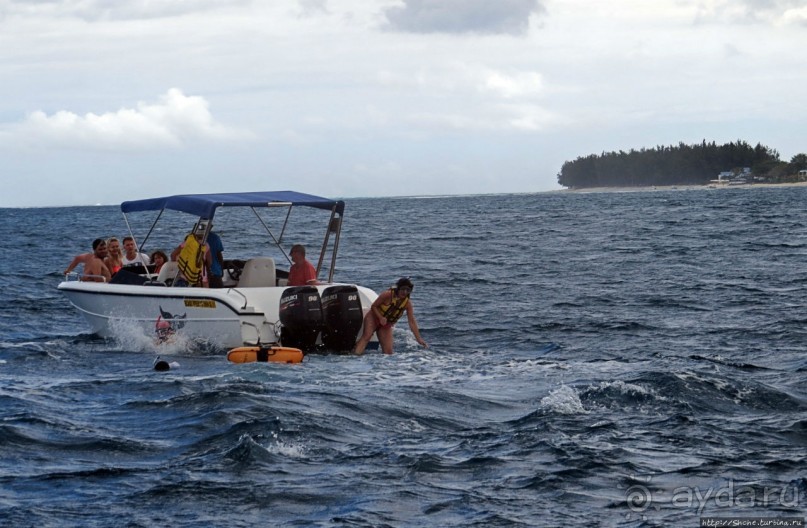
[278,286,323,352]
[321,285,364,353]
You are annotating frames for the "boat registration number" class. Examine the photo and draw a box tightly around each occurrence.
[184,299,216,309]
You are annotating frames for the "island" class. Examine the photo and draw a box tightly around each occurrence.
[557,140,807,190]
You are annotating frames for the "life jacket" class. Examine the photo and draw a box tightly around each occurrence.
[379,288,409,325]
[177,234,206,285]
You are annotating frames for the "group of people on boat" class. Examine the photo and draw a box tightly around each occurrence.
[63,236,169,283]
[106,236,153,273]
[64,221,332,291]
[64,235,428,355]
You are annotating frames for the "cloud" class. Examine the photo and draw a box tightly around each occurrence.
[372,65,549,131]
[404,102,557,133]
[376,64,544,99]
[297,0,329,16]
[3,88,253,150]
[0,0,247,21]
[382,0,546,36]
[693,0,807,25]
[482,71,543,98]
[780,3,807,24]
[503,103,556,131]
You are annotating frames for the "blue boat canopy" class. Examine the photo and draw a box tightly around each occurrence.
[121,191,344,219]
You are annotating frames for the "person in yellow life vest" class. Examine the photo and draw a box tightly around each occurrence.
[353,277,428,355]
[170,228,212,287]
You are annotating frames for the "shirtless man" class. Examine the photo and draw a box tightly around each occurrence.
[64,238,112,282]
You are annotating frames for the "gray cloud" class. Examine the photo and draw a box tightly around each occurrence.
[741,0,804,8]
[298,0,328,15]
[383,0,546,36]
[752,0,807,24]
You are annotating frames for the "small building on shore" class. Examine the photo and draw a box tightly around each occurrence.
[710,167,751,185]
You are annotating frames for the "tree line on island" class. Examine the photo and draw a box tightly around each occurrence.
[557,140,807,189]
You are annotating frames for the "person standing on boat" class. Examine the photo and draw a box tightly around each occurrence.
[64,238,112,283]
[353,277,428,355]
[170,230,212,287]
[205,224,224,288]
[288,244,319,286]
[121,236,151,266]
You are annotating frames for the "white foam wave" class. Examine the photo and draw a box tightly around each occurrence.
[268,431,306,458]
[235,431,307,459]
[0,340,69,351]
[541,385,588,415]
[272,440,306,458]
[106,318,196,355]
[595,380,664,400]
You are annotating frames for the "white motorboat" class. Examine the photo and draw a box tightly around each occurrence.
[58,191,378,351]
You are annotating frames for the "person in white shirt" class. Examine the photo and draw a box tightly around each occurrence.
[121,236,151,266]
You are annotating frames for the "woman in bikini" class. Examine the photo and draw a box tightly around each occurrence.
[353,277,428,355]
[104,237,123,276]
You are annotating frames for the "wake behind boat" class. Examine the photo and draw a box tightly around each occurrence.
[58,191,378,351]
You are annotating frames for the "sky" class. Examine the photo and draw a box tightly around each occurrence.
[1,0,805,207]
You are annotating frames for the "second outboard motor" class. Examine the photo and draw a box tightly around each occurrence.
[321,285,364,353]
[279,286,323,352]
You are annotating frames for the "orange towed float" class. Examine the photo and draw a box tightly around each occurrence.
[227,346,304,364]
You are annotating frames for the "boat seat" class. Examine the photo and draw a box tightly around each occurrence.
[156,261,180,285]
[237,258,276,288]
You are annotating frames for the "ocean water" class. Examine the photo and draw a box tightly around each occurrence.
[1,188,806,527]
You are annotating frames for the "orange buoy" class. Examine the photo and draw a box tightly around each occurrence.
[227,346,304,364]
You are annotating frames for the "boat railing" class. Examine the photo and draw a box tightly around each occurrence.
[240,320,281,346]
[241,321,261,345]
[228,288,249,309]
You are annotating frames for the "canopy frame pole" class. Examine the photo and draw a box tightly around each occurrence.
[328,213,343,283]
[278,204,293,244]
[250,207,288,264]
[123,208,165,279]
[316,205,342,283]
[131,208,165,252]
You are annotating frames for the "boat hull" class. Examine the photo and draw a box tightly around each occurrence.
[58,281,377,350]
